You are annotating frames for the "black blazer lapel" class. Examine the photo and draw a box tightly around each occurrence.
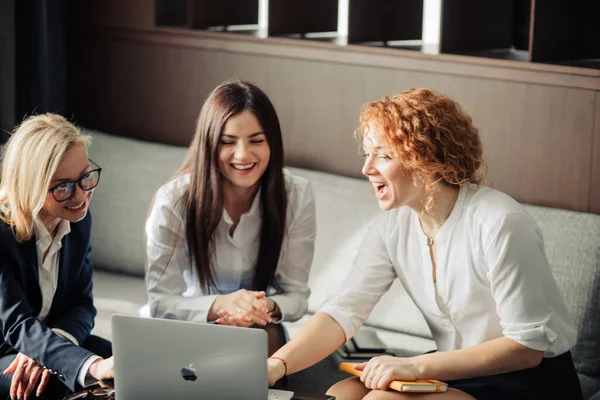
[55,235,70,308]
[23,237,42,316]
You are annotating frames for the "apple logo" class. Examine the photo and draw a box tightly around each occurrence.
[181,364,197,382]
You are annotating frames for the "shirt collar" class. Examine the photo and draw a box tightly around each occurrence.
[222,187,262,225]
[33,217,71,246]
[247,187,262,217]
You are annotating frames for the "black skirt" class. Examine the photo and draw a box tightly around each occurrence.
[446,351,583,400]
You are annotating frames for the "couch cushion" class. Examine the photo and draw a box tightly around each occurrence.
[87,131,187,276]
[523,205,600,378]
[579,373,600,400]
[91,270,147,340]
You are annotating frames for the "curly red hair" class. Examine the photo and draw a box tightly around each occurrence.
[359,88,486,211]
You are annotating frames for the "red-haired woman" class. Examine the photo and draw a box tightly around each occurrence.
[267,89,582,400]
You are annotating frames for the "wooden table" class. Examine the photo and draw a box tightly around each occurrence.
[63,385,335,400]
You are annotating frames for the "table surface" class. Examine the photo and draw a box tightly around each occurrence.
[64,385,335,400]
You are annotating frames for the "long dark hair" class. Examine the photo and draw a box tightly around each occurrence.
[175,80,287,293]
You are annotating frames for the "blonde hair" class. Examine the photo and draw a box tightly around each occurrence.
[359,88,486,211]
[0,113,91,241]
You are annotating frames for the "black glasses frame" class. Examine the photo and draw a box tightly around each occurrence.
[48,159,102,202]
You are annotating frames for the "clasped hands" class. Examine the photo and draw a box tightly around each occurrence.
[3,353,114,400]
[213,289,273,327]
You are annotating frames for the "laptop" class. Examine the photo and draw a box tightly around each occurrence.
[112,314,294,400]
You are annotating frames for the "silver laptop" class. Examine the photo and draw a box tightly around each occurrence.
[112,314,294,400]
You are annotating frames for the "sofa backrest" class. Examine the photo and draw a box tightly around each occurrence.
[87,131,187,276]
[523,205,600,378]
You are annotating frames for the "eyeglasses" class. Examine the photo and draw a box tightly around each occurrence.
[48,160,102,202]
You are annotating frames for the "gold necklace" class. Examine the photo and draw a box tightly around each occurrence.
[424,187,458,247]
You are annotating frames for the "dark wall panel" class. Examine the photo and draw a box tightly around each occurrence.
[70,0,155,30]
[348,0,423,43]
[530,0,600,62]
[188,0,259,29]
[440,0,514,53]
[70,29,598,212]
[268,0,338,36]
[0,0,16,137]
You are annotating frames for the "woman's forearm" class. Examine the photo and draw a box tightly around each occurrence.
[272,312,346,376]
[416,337,544,381]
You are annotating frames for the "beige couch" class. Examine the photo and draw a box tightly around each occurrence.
[87,131,600,398]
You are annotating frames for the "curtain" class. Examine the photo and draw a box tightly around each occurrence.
[0,0,69,142]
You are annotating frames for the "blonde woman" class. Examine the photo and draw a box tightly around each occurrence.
[0,114,114,400]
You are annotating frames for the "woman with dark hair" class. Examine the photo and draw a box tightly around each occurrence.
[267,88,582,399]
[145,80,316,353]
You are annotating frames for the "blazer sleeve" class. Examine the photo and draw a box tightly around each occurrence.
[51,242,96,346]
[0,258,94,391]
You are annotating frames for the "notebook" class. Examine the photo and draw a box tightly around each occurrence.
[112,315,294,400]
[339,362,448,393]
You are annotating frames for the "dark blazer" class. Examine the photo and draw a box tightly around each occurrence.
[0,212,97,391]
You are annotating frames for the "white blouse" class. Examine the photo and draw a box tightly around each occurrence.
[145,169,316,323]
[32,218,99,387]
[320,184,577,357]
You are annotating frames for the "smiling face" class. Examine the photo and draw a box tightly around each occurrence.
[361,120,422,211]
[217,109,271,195]
[39,143,95,229]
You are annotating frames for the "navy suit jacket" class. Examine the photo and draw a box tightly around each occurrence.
[0,213,97,391]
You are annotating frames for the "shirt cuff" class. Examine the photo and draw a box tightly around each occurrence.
[77,355,102,388]
[318,305,358,342]
[268,294,307,323]
[503,323,558,353]
[52,328,79,346]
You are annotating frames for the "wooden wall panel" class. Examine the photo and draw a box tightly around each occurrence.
[71,32,598,212]
[359,69,595,212]
[591,92,600,214]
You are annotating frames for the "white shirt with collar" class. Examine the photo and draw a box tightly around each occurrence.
[320,183,577,357]
[146,169,316,323]
[33,218,99,387]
